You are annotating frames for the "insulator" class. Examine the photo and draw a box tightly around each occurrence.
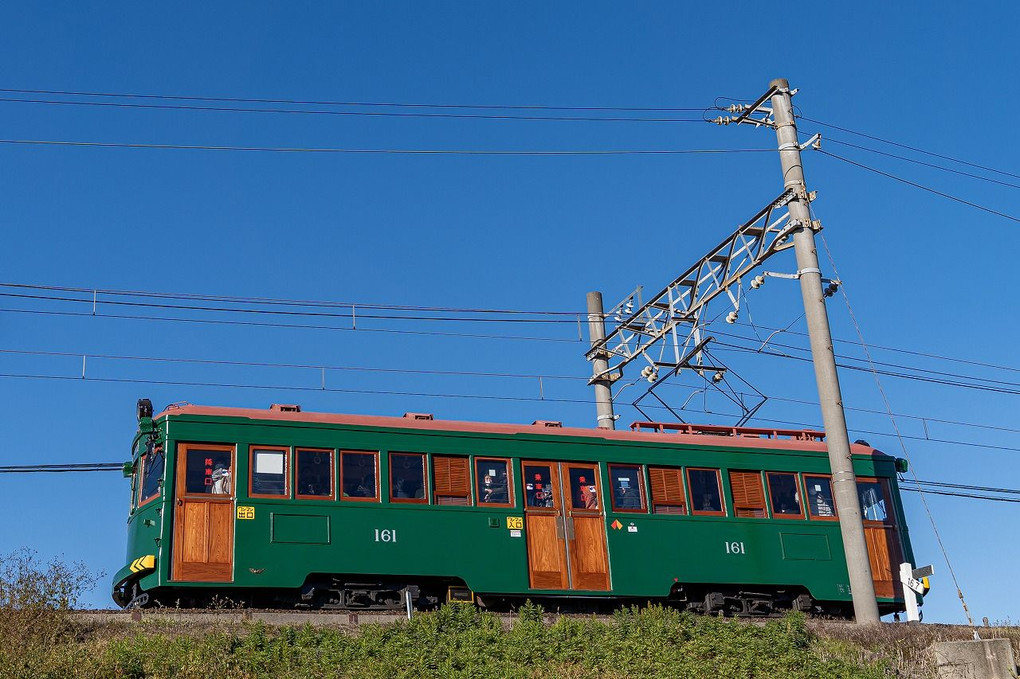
[750,275,765,290]
[646,371,658,383]
[725,311,738,324]
[712,371,725,383]
[641,365,653,378]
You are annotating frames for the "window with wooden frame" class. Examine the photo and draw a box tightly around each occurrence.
[340,451,379,501]
[138,442,165,507]
[687,468,726,516]
[433,455,471,506]
[475,457,513,507]
[728,470,768,518]
[389,452,427,503]
[608,464,647,513]
[648,466,687,514]
[295,448,334,500]
[766,472,804,519]
[857,477,892,523]
[804,474,838,520]
[249,446,289,498]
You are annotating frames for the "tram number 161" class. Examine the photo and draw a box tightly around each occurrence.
[724,541,746,555]
[374,529,397,543]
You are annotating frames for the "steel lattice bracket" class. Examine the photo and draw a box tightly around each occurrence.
[585,189,798,383]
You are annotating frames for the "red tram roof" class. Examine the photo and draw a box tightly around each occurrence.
[156,403,886,458]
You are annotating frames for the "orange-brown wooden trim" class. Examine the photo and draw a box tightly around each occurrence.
[804,473,839,521]
[432,454,471,505]
[686,467,727,517]
[608,463,647,513]
[728,470,768,518]
[294,447,336,501]
[648,465,688,515]
[339,450,380,502]
[248,445,291,499]
[474,456,515,508]
[177,443,236,499]
[765,471,806,520]
[388,452,429,504]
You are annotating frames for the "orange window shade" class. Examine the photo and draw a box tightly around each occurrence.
[433,455,471,505]
[649,467,687,514]
[729,471,767,518]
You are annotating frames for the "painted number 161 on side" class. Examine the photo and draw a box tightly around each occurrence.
[724,541,746,554]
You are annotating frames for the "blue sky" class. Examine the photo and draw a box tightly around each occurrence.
[0,3,1016,623]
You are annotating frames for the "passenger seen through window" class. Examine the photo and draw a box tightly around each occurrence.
[476,459,510,504]
[688,469,722,513]
[767,472,802,516]
[296,449,332,498]
[390,453,425,500]
[342,452,377,499]
[524,465,555,507]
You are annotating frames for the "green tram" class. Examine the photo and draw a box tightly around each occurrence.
[113,399,919,617]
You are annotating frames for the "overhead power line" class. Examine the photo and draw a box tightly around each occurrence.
[824,137,1020,190]
[0,139,770,156]
[0,95,707,123]
[0,87,707,113]
[800,115,1020,181]
[818,149,1020,223]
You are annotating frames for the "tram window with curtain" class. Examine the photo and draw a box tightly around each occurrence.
[728,470,767,518]
[648,466,686,514]
[250,447,288,498]
[433,455,471,505]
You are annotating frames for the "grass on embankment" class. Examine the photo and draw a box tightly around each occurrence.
[1,601,897,679]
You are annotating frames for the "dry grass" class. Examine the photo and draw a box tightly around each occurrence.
[810,620,1020,678]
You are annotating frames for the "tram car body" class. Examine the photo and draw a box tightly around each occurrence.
[113,400,919,617]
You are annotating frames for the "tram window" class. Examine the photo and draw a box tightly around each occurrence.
[184,448,233,495]
[567,466,600,510]
[805,475,837,519]
[524,464,556,508]
[250,447,288,498]
[857,479,889,522]
[138,442,165,506]
[687,468,725,516]
[648,466,687,515]
[295,449,333,500]
[729,471,767,518]
[609,464,646,512]
[433,455,471,506]
[390,453,427,503]
[340,451,378,501]
[767,472,803,519]
[476,458,512,506]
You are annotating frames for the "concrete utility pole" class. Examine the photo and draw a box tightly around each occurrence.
[768,78,880,624]
[586,291,616,430]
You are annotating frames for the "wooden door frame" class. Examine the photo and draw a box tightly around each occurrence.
[171,443,236,582]
[522,460,610,592]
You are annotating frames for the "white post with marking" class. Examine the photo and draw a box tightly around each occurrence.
[900,562,921,622]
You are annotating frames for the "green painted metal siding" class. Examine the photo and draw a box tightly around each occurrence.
[117,412,912,604]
